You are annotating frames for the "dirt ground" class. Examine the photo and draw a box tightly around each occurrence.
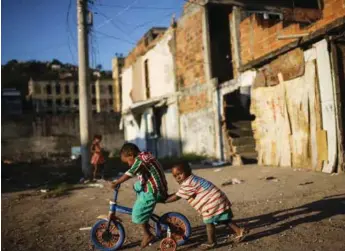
[2,160,345,251]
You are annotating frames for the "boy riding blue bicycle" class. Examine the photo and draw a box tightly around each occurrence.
[110,143,168,249]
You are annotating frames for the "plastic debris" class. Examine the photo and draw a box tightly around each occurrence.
[40,189,48,193]
[263,176,279,182]
[79,227,92,231]
[299,181,314,186]
[214,168,222,172]
[88,183,104,188]
[211,161,227,167]
[221,178,244,186]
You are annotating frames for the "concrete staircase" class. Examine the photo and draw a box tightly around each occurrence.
[228,120,257,164]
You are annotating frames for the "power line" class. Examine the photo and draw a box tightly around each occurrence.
[95,3,176,10]
[95,0,139,29]
[66,0,77,63]
[91,30,136,45]
[93,7,136,43]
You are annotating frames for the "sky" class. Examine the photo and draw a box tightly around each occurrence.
[1,0,185,70]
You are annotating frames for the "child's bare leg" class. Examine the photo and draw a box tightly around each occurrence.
[227,222,247,243]
[93,164,98,180]
[228,222,243,236]
[206,223,216,244]
[140,223,154,248]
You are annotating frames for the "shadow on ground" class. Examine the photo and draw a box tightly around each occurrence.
[177,194,345,250]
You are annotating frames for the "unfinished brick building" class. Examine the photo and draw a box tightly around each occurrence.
[116,0,345,172]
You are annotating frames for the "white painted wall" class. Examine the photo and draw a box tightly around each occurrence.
[121,66,133,112]
[180,107,216,157]
[142,31,176,98]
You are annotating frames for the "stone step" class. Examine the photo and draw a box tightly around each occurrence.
[239,151,258,164]
[235,144,256,153]
[229,121,253,130]
[232,136,255,146]
[229,129,253,138]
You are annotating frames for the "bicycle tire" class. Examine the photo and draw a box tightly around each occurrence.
[90,219,125,251]
[155,212,192,246]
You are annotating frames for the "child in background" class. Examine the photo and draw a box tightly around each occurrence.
[91,134,105,180]
[110,143,168,249]
[165,162,247,250]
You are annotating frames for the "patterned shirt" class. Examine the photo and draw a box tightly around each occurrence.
[176,174,232,220]
[125,152,168,198]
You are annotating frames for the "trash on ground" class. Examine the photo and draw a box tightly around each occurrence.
[299,181,314,186]
[331,173,339,176]
[263,176,279,182]
[79,227,92,231]
[79,177,85,184]
[214,168,222,172]
[88,183,104,188]
[211,161,228,167]
[221,178,244,186]
[40,189,48,193]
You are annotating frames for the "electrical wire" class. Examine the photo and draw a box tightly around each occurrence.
[95,0,140,29]
[66,0,77,64]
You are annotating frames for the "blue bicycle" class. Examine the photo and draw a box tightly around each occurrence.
[90,184,192,251]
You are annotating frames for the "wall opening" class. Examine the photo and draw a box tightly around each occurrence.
[55,83,61,95]
[47,84,52,95]
[223,88,257,164]
[144,59,150,99]
[208,4,233,83]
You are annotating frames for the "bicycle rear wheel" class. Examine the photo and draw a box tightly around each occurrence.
[155,212,191,246]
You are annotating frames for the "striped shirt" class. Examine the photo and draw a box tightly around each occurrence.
[176,174,232,220]
[125,152,168,198]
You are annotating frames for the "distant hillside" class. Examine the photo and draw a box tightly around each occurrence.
[1,59,111,96]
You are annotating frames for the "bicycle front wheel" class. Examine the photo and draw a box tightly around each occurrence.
[90,219,125,251]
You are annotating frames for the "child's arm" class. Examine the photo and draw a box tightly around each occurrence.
[110,174,131,189]
[165,194,181,203]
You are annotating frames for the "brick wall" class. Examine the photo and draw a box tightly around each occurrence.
[176,6,205,88]
[1,114,124,160]
[179,90,209,114]
[239,0,345,65]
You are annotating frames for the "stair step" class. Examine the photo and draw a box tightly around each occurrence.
[230,121,253,129]
[232,136,255,146]
[229,129,254,138]
[239,152,258,164]
[235,144,256,153]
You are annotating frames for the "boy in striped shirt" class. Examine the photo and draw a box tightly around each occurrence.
[110,143,168,249]
[165,162,246,250]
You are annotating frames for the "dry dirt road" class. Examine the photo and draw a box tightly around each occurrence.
[2,163,345,251]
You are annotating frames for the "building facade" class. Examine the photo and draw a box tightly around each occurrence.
[28,74,116,114]
[115,0,345,172]
[1,88,22,116]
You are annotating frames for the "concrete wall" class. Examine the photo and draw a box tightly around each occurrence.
[238,0,345,65]
[121,67,133,112]
[1,114,124,160]
[142,30,176,98]
[178,81,219,157]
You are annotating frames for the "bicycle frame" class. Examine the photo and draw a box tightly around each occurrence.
[107,184,168,237]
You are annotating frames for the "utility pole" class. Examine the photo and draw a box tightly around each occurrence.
[77,0,92,178]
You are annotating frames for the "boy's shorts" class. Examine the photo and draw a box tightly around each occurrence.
[203,209,234,224]
[132,182,157,224]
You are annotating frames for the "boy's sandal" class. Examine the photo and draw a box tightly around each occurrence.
[199,242,217,250]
